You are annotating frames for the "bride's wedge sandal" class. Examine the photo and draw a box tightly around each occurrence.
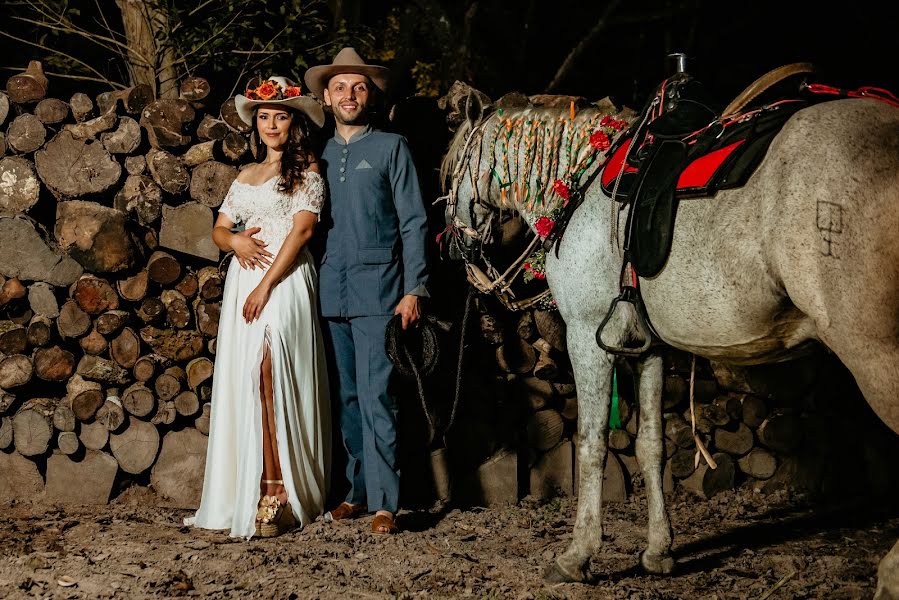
[255,479,296,538]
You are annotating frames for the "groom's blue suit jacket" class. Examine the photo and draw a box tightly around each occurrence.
[318,126,429,317]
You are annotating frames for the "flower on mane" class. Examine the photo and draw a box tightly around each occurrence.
[552,179,570,201]
[590,130,611,151]
[535,216,555,239]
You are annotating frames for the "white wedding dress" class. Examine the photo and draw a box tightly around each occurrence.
[185,171,330,539]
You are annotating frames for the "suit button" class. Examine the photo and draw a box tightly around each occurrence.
[342,148,348,154]
[341,157,346,163]
[340,176,346,182]
[340,167,345,173]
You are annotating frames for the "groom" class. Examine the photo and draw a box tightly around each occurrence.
[305,48,429,534]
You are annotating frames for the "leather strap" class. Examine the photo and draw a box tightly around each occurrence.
[722,62,815,118]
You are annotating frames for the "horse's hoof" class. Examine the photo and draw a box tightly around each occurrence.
[640,550,675,575]
[543,559,585,583]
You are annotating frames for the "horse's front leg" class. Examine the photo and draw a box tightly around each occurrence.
[544,322,612,583]
[635,353,674,574]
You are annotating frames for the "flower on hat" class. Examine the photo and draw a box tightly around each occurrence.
[245,80,304,101]
[284,85,302,97]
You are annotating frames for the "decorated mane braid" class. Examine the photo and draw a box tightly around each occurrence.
[245,79,303,101]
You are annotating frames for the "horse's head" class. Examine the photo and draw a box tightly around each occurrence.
[438,83,496,263]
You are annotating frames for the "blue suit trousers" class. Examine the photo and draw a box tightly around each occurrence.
[323,315,399,513]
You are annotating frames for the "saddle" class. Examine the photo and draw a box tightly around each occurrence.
[603,63,814,277]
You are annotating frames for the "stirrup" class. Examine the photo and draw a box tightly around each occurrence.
[596,286,653,357]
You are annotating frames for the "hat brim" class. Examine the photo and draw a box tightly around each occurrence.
[303,65,390,99]
[234,95,325,128]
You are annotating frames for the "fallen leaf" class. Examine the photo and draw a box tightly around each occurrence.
[57,576,77,587]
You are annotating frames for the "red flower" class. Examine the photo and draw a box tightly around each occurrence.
[245,88,258,100]
[533,271,546,280]
[256,82,278,100]
[590,130,611,150]
[600,115,613,127]
[610,118,628,130]
[284,85,302,97]
[552,179,570,201]
[535,216,555,238]
[524,262,532,270]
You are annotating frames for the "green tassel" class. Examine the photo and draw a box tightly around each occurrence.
[609,368,622,430]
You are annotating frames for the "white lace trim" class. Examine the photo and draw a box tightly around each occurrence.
[219,171,324,253]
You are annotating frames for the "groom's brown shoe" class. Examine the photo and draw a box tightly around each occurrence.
[324,502,367,522]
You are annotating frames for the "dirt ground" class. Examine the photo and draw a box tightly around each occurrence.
[1,481,897,600]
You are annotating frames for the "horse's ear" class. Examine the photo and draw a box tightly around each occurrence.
[439,80,491,131]
[464,91,486,127]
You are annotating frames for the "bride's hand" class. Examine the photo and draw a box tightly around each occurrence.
[232,227,273,270]
[243,283,272,323]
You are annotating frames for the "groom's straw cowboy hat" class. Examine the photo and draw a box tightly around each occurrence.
[235,75,325,128]
[303,47,391,99]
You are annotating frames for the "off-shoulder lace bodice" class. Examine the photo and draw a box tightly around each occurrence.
[219,171,324,253]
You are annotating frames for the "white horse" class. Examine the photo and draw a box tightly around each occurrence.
[440,85,899,595]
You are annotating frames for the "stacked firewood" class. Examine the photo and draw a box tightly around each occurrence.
[0,62,246,507]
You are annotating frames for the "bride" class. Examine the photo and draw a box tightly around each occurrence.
[186,76,330,538]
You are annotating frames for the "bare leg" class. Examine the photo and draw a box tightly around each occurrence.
[635,353,674,574]
[259,344,287,504]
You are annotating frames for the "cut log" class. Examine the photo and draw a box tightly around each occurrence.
[57,299,91,338]
[136,297,165,323]
[7,114,47,154]
[0,353,33,388]
[122,381,155,417]
[33,345,75,381]
[560,396,578,421]
[6,61,48,104]
[532,338,558,380]
[34,98,69,124]
[181,141,218,167]
[0,416,11,448]
[151,400,177,425]
[79,328,108,356]
[57,431,80,455]
[110,417,160,473]
[179,76,211,105]
[155,365,186,401]
[669,447,697,479]
[62,109,117,140]
[222,131,248,161]
[72,275,119,315]
[110,327,140,368]
[197,266,223,300]
[66,374,103,420]
[79,420,108,451]
[53,400,76,432]
[132,353,168,382]
[76,354,130,385]
[757,411,801,454]
[140,98,195,149]
[101,116,142,154]
[516,311,536,341]
[741,395,768,428]
[96,389,125,431]
[715,394,743,422]
[0,276,27,306]
[496,337,537,374]
[12,397,55,456]
[220,97,251,133]
[534,308,566,352]
[151,428,208,508]
[69,92,94,122]
[45,450,118,504]
[681,452,735,499]
[27,282,59,317]
[0,132,5,154]
[26,314,52,347]
[159,202,219,261]
[0,390,15,414]
[699,401,731,427]
[0,450,44,501]
[526,409,564,451]
[195,299,219,337]
[125,154,146,175]
[664,413,694,448]
[148,149,190,194]
[663,375,688,410]
[139,326,204,361]
[0,320,27,354]
[0,156,41,216]
[190,161,238,208]
[147,250,182,285]
[186,356,213,390]
[207,337,216,355]
[161,289,190,328]
[0,91,8,124]
[196,115,229,141]
[116,270,149,302]
[530,440,573,498]
[194,402,211,434]
[95,84,153,115]
[608,429,632,451]
[174,271,198,298]
[95,310,129,335]
[714,422,754,456]
[737,447,777,480]
[54,200,134,273]
[479,314,503,345]
[173,390,199,417]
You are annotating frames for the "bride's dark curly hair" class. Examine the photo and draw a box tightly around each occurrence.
[250,107,318,195]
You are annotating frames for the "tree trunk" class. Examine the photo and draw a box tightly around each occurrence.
[115,0,176,98]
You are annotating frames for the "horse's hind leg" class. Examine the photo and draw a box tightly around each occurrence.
[544,321,613,583]
[634,353,674,574]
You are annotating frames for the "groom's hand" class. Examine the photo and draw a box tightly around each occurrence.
[232,227,273,270]
[394,295,421,330]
